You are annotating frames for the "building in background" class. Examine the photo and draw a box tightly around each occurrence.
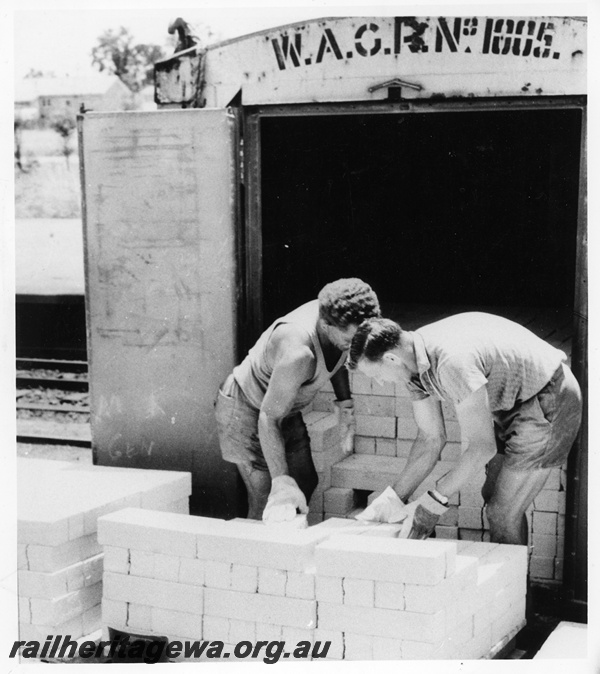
[15,74,133,123]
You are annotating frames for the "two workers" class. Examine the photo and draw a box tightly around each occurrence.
[215,279,582,546]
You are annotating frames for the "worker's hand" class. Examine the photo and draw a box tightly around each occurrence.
[335,399,356,455]
[355,486,408,523]
[400,491,449,540]
[263,476,308,524]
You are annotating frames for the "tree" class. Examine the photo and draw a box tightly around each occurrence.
[91,27,167,93]
[50,113,77,169]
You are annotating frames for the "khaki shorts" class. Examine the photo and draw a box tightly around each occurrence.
[214,375,311,471]
[493,363,582,470]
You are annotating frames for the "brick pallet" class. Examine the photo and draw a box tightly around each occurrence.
[97,509,526,661]
[310,371,568,583]
[17,458,191,642]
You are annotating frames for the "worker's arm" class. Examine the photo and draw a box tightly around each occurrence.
[330,365,351,401]
[392,396,447,502]
[258,325,315,479]
[435,385,497,498]
[330,366,356,455]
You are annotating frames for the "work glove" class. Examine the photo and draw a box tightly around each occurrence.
[355,486,408,524]
[263,476,308,524]
[400,491,449,540]
[335,399,356,455]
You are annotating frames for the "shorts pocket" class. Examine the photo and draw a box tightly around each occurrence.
[214,388,235,426]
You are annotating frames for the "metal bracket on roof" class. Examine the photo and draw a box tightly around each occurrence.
[368,78,423,94]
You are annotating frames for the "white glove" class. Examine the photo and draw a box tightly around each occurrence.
[335,399,356,455]
[263,476,308,524]
[355,486,409,523]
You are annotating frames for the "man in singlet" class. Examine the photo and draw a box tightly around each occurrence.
[215,278,380,522]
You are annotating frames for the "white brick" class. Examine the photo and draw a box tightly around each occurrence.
[281,625,315,645]
[158,498,190,515]
[230,564,258,593]
[286,571,315,599]
[204,588,316,629]
[18,553,103,599]
[103,546,129,574]
[315,535,455,585]
[400,639,442,659]
[439,505,459,527]
[82,602,102,635]
[313,629,343,659]
[29,582,102,626]
[324,488,355,515]
[396,418,418,440]
[344,632,373,660]
[404,555,478,614]
[306,415,339,452]
[343,577,374,607]
[98,508,221,557]
[355,394,396,417]
[153,553,180,582]
[372,636,403,660]
[129,550,155,578]
[27,534,102,573]
[127,603,152,630]
[355,436,376,454]
[532,511,558,535]
[258,567,287,596]
[531,534,557,557]
[350,372,372,394]
[458,506,483,529]
[435,526,459,540]
[374,581,404,610]
[203,615,230,641]
[195,520,330,571]
[152,608,203,640]
[529,556,554,579]
[102,598,127,627]
[255,622,283,641]
[18,597,31,623]
[18,517,70,547]
[18,545,29,570]
[103,572,203,614]
[356,415,396,438]
[533,489,560,512]
[318,602,445,643]
[315,575,343,603]
[229,618,256,643]
[375,438,397,456]
[459,488,485,507]
[179,558,205,586]
[19,614,84,642]
[204,560,231,589]
[459,528,483,542]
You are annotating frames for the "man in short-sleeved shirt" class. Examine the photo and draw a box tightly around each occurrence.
[348,313,582,545]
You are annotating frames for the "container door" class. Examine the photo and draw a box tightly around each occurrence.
[79,109,241,518]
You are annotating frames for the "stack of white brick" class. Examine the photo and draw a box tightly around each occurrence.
[17,459,191,642]
[97,509,527,661]
[311,372,568,582]
[304,411,349,524]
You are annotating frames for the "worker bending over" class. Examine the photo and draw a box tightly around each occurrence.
[215,278,380,523]
[349,313,582,544]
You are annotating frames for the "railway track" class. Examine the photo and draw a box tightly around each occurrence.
[16,358,91,448]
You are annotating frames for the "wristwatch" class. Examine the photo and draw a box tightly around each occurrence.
[428,488,449,507]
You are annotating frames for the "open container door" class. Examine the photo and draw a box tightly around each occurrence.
[78,109,242,518]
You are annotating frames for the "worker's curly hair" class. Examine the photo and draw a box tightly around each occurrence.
[318,278,380,328]
[348,318,403,370]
